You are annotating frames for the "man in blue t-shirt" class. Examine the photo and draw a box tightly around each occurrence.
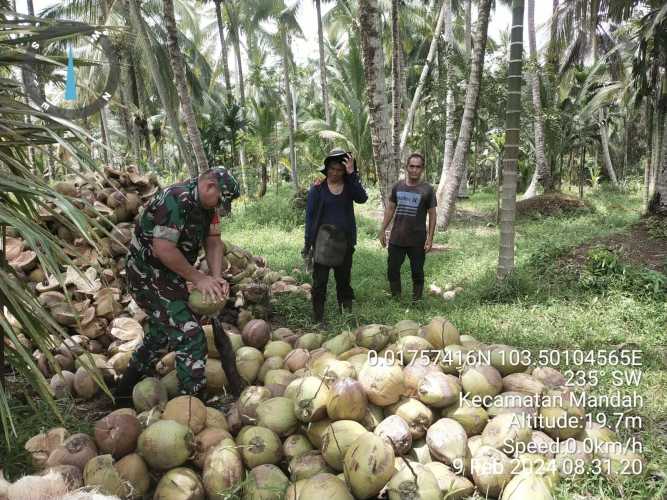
[379,153,437,301]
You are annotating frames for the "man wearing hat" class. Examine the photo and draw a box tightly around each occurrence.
[113,167,241,405]
[303,149,368,325]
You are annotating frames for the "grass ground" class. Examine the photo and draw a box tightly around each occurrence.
[2,182,665,499]
[226,182,667,499]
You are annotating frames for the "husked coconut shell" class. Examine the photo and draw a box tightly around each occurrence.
[38,290,66,309]
[94,413,142,458]
[242,319,271,349]
[5,237,24,261]
[10,250,38,271]
[161,396,208,434]
[114,453,150,499]
[46,433,98,470]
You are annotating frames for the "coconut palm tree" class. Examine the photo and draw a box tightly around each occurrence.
[204,0,233,104]
[438,0,493,230]
[163,0,209,174]
[315,0,332,125]
[498,0,525,277]
[358,0,393,204]
[391,0,401,177]
[399,0,448,156]
[523,0,552,198]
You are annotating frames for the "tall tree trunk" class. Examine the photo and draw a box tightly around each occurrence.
[283,33,298,190]
[438,0,492,229]
[226,1,248,194]
[315,0,331,125]
[400,0,447,155]
[598,110,618,186]
[126,0,196,176]
[645,98,654,210]
[214,0,233,104]
[100,108,110,164]
[498,0,525,277]
[163,0,208,174]
[436,0,456,204]
[523,0,552,199]
[358,0,393,204]
[391,0,401,177]
[653,110,667,213]
[458,0,473,198]
[26,0,34,15]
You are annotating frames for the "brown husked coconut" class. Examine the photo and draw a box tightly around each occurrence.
[132,377,167,412]
[242,319,271,349]
[460,364,503,398]
[94,413,142,459]
[284,349,310,372]
[46,433,98,470]
[193,427,232,468]
[153,467,205,499]
[374,415,412,456]
[161,396,208,434]
[205,407,229,431]
[114,453,150,499]
[326,377,368,422]
[502,373,546,395]
[73,366,98,399]
[532,367,566,388]
[420,316,460,348]
[25,428,69,470]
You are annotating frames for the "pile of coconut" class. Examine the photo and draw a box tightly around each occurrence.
[3,165,310,401]
[9,317,644,499]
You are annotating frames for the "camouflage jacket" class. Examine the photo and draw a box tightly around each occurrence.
[129,177,220,272]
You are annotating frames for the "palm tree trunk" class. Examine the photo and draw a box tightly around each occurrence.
[225,1,248,194]
[26,0,34,15]
[315,0,331,125]
[523,0,551,199]
[283,32,298,190]
[438,0,492,229]
[358,0,394,205]
[99,108,110,164]
[498,0,525,277]
[163,0,208,175]
[654,110,667,213]
[400,0,447,155]
[214,0,233,104]
[458,0,473,198]
[436,0,456,203]
[598,110,618,185]
[391,0,401,177]
[127,0,196,176]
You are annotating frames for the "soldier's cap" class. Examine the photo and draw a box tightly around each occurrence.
[320,148,356,174]
[205,167,241,203]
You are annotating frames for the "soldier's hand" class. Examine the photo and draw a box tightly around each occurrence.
[379,229,387,248]
[195,275,226,303]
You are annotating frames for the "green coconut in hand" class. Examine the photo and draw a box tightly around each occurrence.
[188,289,227,316]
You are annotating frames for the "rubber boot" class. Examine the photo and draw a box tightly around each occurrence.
[212,318,246,398]
[390,281,402,298]
[112,361,142,408]
[412,283,424,303]
[339,299,353,314]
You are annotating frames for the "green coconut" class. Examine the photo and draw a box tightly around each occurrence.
[293,376,331,422]
[83,454,129,497]
[387,462,440,500]
[393,319,420,339]
[243,464,289,500]
[161,396,208,434]
[443,401,489,436]
[358,358,405,407]
[236,347,265,384]
[283,434,314,461]
[237,426,283,468]
[114,453,150,499]
[203,438,244,499]
[500,469,554,500]
[321,420,368,471]
[471,445,516,498]
[355,324,390,351]
[425,418,470,470]
[295,333,324,350]
[460,364,503,399]
[420,316,460,348]
[481,412,533,456]
[188,289,226,316]
[264,341,292,358]
[417,372,461,408]
[299,473,353,499]
[256,397,298,437]
[423,462,475,500]
[374,415,412,456]
[396,336,433,364]
[343,432,395,499]
[137,420,194,471]
[289,450,332,481]
[153,467,205,500]
[489,344,531,376]
[326,377,368,422]
[386,398,433,439]
[239,386,273,425]
[322,331,356,356]
[132,377,167,413]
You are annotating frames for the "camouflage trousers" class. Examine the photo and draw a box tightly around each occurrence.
[126,255,207,396]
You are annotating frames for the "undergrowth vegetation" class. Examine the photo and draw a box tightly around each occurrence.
[224,184,667,500]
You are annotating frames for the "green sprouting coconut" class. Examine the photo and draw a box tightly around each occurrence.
[188,289,227,316]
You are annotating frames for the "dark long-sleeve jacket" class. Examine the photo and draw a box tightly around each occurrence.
[304,172,368,250]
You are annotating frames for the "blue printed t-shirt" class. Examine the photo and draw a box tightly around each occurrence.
[389,180,437,247]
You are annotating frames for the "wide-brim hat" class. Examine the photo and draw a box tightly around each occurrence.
[320,148,355,174]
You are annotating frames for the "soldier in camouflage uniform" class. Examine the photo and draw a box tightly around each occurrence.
[113,167,240,406]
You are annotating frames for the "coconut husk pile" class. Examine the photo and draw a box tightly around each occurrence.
[3,165,308,402]
[12,316,644,500]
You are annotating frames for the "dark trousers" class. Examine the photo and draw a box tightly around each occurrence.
[312,243,355,317]
[387,244,425,286]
